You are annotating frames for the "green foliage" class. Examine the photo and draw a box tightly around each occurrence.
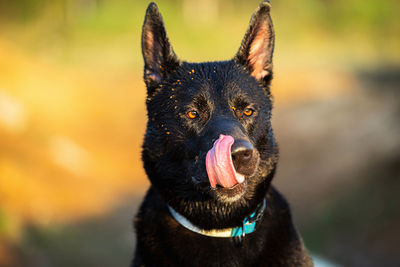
[0,210,6,234]
[0,0,398,97]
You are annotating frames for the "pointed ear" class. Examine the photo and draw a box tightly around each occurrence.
[234,1,275,84]
[142,3,179,88]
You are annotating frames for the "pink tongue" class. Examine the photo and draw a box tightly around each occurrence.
[206,134,245,188]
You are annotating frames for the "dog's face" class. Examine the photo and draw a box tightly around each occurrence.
[141,2,278,229]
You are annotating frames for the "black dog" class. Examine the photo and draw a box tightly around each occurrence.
[132,1,313,266]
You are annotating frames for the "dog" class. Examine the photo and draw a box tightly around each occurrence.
[132,1,313,266]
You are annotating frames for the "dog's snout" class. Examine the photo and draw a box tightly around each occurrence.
[231,140,254,173]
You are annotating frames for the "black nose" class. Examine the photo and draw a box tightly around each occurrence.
[231,140,254,174]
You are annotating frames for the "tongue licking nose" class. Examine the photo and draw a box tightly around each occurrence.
[206,134,245,188]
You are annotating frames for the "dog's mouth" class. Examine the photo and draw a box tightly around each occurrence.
[189,134,260,201]
[205,135,245,188]
[201,134,255,201]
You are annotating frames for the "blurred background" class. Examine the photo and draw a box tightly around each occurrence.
[0,0,399,266]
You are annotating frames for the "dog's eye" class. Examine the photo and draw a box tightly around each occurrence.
[187,110,198,119]
[243,108,254,117]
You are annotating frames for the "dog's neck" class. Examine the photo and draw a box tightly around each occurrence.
[167,198,266,239]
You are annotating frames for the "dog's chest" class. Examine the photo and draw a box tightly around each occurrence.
[151,216,266,266]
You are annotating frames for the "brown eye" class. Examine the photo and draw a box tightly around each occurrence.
[187,110,198,119]
[243,108,254,117]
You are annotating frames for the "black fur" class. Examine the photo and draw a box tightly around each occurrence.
[132,2,313,266]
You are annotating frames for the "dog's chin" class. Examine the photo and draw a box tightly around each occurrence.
[190,166,265,205]
[191,175,249,204]
[210,181,247,203]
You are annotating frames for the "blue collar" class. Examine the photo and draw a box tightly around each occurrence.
[168,198,266,238]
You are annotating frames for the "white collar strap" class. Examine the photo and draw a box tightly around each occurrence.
[168,198,266,238]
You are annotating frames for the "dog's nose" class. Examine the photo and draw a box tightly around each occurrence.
[231,140,254,172]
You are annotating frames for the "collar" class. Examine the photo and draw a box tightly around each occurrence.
[168,198,266,238]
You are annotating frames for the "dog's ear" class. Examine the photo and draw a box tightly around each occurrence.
[142,3,179,89]
[235,1,274,85]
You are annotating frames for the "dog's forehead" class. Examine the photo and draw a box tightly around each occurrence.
[174,61,261,97]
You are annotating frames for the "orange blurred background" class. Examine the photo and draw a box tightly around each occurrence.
[0,0,399,266]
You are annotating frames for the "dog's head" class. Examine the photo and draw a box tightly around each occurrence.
[141,2,278,229]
